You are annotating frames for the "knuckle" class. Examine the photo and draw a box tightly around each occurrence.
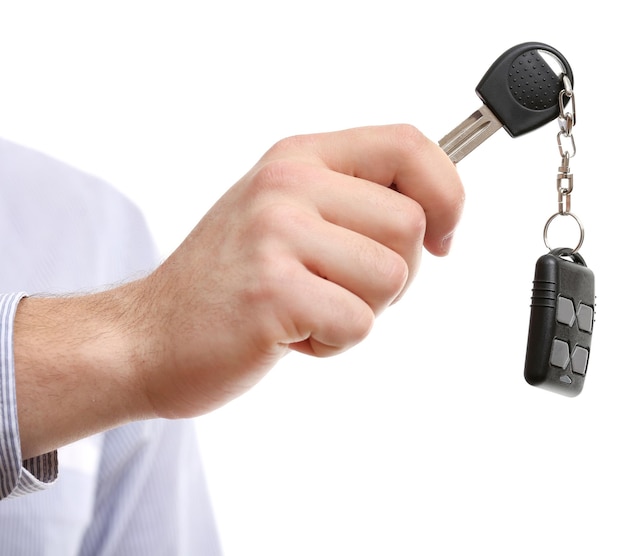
[350,308,376,345]
[393,198,427,246]
[381,251,410,293]
[242,247,293,307]
[328,304,374,353]
[390,123,430,155]
[264,133,317,159]
[250,201,305,240]
[249,158,303,196]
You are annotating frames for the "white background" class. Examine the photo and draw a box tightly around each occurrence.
[1,2,623,555]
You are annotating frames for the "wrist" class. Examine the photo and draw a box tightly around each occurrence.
[13,284,152,458]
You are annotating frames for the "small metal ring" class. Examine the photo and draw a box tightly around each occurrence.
[543,212,585,254]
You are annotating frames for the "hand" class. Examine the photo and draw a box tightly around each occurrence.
[132,124,464,418]
[14,124,464,457]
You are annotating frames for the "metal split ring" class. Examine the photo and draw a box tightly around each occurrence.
[543,212,585,254]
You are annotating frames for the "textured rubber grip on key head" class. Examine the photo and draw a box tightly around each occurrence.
[476,42,574,137]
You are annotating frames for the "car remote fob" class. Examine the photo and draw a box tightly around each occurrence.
[524,248,595,396]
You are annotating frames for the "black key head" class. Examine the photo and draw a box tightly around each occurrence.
[477,42,574,137]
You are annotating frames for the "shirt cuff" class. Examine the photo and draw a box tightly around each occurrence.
[0,293,58,499]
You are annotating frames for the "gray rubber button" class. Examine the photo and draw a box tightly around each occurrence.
[571,346,589,375]
[556,296,576,327]
[550,339,570,369]
[577,304,594,333]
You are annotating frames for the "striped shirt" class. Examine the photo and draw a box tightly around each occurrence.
[0,138,222,554]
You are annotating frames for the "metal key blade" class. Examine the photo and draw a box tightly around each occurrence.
[439,105,502,163]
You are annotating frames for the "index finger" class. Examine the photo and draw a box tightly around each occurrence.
[262,124,465,256]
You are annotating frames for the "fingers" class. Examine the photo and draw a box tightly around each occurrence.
[261,124,464,256]
[282,205,412,315]
[277,264,377,358]
[236,157,429,357]
[254,214,403,357]
[247,159,427,286]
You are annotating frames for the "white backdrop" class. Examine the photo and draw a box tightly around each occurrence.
[1,2,622,555]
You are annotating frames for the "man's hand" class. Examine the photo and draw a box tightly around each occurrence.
[14,124,464,457]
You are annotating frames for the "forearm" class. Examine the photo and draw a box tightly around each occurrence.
[13,284,152,459]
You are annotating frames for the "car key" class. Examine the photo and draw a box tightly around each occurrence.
[524,248,595,397]
[439,42,574,163]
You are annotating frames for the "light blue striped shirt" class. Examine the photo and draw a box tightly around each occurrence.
[0,138,222,554]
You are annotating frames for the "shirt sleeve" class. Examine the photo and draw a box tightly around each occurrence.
[0,293,58,500]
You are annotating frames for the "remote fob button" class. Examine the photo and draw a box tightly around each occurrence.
[556,296,576,327]
[559,374,573,384]
[571,346,589,375]
[577,303,594,333]
[550,339,570,369]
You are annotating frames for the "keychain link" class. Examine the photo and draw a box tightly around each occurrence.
[543,75,585,254]
[556,77,576,217]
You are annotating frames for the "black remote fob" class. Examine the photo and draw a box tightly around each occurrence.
[524,248,595,396]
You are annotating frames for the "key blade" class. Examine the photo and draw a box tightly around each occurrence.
[439,105,503,163]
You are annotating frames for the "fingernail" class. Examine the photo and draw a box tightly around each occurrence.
[441,232,455,255]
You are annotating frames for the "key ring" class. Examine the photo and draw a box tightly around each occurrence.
[543,211,585,254]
